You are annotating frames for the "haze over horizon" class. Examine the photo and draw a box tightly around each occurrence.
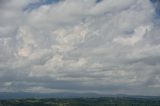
[1,0,160,97]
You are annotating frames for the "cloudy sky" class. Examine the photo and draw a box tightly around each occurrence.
[0,0,160,96]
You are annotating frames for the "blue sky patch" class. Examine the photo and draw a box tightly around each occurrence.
[24,0,62,11]
[150,0,160,16]
[96,0,103,3]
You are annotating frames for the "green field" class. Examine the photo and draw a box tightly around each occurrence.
[0,97,160,106]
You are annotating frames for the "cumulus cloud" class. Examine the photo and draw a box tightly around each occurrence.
[0,0,160,96]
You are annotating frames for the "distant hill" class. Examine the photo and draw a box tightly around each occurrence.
[0,92,103,99]
[0,92,160,100]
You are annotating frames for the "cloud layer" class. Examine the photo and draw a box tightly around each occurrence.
[0,0,160,96]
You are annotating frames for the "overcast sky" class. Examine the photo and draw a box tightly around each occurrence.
[0,0,160,96]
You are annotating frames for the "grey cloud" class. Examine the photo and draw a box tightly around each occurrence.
[0,0,160,96]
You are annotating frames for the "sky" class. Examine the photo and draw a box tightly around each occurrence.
[0,0,160,96]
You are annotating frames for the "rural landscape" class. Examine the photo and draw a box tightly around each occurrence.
[1,0,160,105]
[1,97,160,106]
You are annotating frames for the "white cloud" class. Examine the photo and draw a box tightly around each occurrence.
[113,25,152,45]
